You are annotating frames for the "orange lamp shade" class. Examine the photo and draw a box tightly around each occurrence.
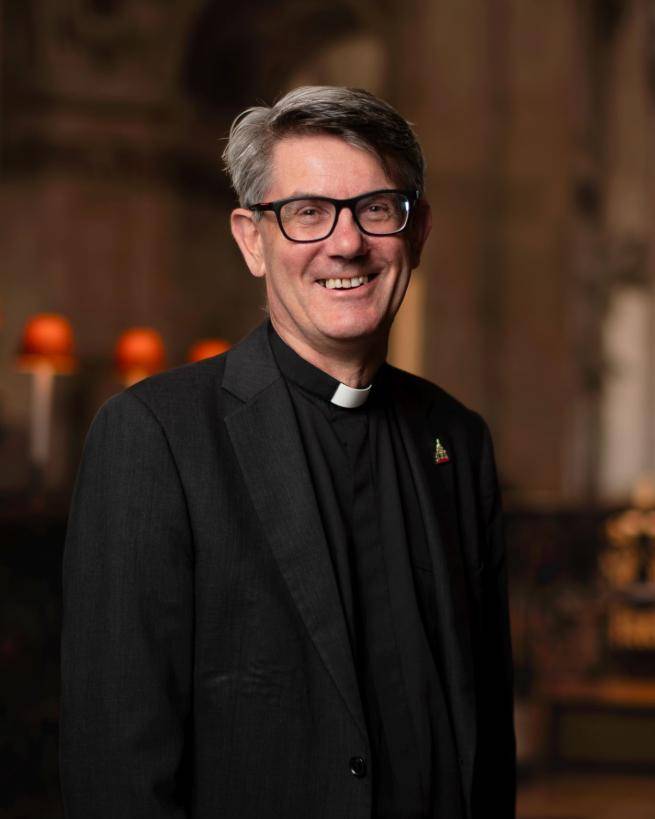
[17,313,76,372]
[187,338,231,363]
[114,327,166,381]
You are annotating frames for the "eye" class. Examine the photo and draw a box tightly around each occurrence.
[294,205,329,224]
[281,199,332,225]
[366,202,391,214]
[359,199,394,220]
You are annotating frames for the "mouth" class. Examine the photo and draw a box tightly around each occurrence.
[315,272,380,290]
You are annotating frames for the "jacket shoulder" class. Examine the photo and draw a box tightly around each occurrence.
[386,364,488,435]
[123,353,228,416]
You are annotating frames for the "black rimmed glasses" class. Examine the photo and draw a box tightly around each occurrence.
[248,188,420,243]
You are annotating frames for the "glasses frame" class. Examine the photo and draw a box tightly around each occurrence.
[248,188,420,243]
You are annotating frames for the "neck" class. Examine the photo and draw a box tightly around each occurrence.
[271,317,387,388]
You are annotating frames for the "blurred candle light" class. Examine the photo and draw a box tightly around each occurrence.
[114,327,166,386]
[186,338,231,363]
[16,313,77,480]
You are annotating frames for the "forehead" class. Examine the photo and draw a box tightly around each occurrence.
[266,134,394,200]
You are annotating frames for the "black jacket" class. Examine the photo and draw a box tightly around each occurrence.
[60,320,516,818]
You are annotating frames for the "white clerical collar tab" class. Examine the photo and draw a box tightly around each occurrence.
[331,381,371,409]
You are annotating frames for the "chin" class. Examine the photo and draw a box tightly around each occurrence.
[318,316,384,343]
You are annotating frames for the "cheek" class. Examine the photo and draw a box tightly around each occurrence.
[382,248,412,287]
[265,253,318,306]
[378,237,411,267]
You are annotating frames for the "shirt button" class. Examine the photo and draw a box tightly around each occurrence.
[349,756,367,777]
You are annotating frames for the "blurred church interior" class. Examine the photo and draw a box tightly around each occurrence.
[2,0,655,815]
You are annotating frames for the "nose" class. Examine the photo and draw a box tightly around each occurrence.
[325,206,367,258]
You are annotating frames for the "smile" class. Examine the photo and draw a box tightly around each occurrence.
[316,273,379,290]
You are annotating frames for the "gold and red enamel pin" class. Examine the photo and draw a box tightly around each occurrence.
[434,437,450,464]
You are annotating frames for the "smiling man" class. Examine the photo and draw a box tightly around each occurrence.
[229,132,425,385]
[60,86,516,819]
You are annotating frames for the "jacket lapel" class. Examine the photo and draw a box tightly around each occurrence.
[221,323,367,743]
[392,371,477,818]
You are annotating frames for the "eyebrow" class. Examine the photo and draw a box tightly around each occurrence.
[284,191,326,199]
[278,189,393,201]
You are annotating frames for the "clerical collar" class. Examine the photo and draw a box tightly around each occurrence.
[331,381,371,408]
[267,322,374,408]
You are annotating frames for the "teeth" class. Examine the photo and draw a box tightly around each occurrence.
[320,275,370,289]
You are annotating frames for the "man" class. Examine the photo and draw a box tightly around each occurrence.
[60,86,515,818]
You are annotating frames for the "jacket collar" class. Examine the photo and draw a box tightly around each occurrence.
[222,320,281,404]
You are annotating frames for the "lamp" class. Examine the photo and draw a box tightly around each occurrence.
[16,313,77,486]
[186,338,231,363]
[114,327,166,386]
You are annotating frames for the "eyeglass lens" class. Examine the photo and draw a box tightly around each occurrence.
[279,192,410,241]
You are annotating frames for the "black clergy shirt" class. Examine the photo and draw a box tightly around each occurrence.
[267,323,464,819]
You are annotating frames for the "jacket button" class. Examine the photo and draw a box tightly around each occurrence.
[349,756,367,777]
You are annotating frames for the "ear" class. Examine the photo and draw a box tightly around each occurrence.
[230,208,268,278]
[408,198,432,269]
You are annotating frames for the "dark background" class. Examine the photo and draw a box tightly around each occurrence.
[2,1,655,816]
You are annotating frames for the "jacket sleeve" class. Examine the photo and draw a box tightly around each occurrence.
[472,421,516,819]
[60,390,194,818]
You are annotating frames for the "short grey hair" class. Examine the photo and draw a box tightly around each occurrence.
[222,86,425,207]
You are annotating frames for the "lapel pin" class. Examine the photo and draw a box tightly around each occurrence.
[434,437,450,465]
